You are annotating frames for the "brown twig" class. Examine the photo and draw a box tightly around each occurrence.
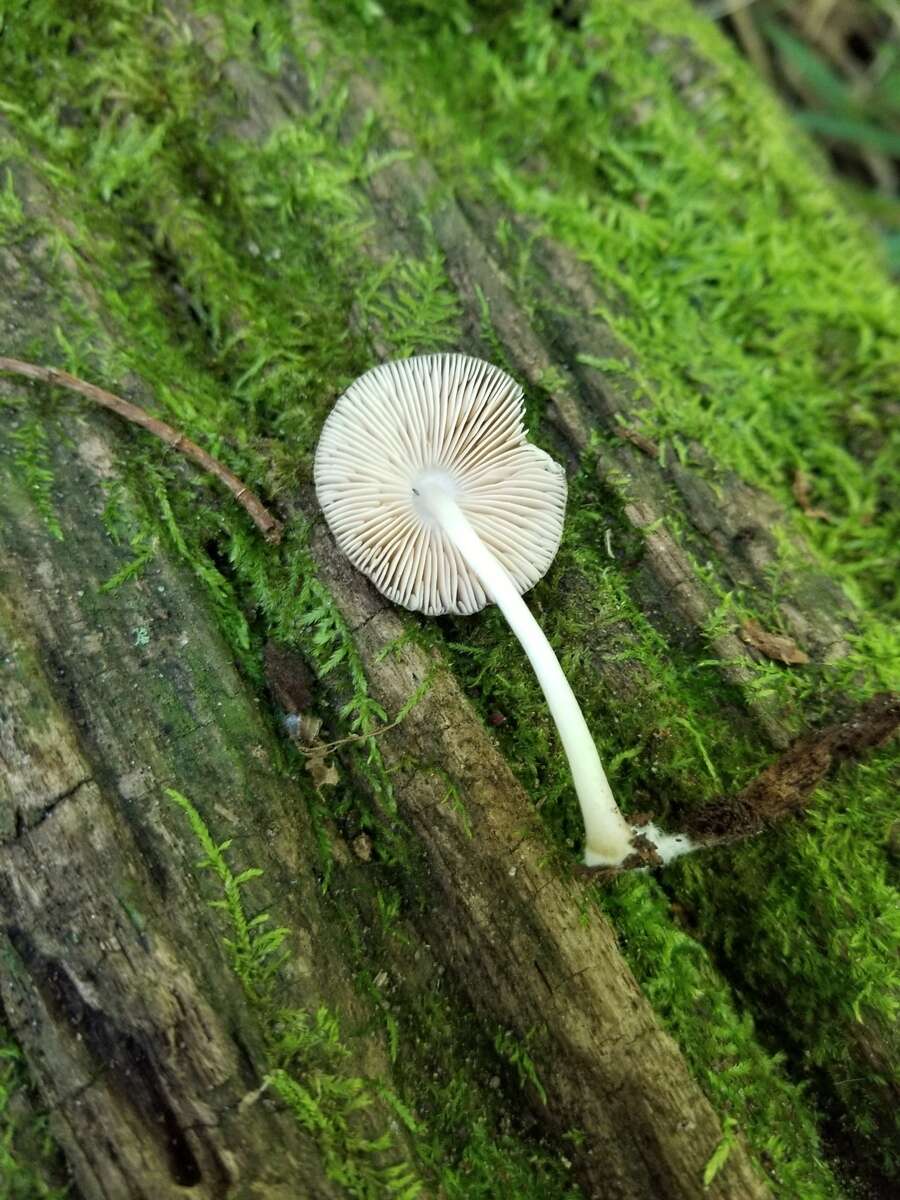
[686,692,900,843]
[0,356,284,544]
[580,692,900,878]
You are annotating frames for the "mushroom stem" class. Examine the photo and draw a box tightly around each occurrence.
[418,479,634,866]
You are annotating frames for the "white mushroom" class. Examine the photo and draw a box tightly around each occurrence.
[315,353,690,868]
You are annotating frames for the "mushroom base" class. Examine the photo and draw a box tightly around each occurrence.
[584,823,698,869]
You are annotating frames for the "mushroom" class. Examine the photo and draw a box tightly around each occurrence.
[315,353,690,868]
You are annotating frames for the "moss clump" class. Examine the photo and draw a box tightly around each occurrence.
[0,0,896,1192]
[168,789,424,1198]
[669,751,900,1179]
[598,874,841,1199]
[170,789,581,1199]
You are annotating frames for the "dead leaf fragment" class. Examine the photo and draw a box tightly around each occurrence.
[297,713,323,744]
[305,749,339,789]
[740,618,810,665]
[792,470,831,521]
[352,833,373,862]
[615,424,659,459]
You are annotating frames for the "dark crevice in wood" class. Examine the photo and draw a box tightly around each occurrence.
[4,777,93,846]
[6,927,204,1190]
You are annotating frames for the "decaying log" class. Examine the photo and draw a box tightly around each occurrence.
[1,4,895,1197]
[0,433,371,1198]
[0,187,771,1200]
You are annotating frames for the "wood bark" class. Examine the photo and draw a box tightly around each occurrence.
[0,486,344,1198]
[0,301,376,1195]
[0,159,388,1200]
[0,187,772,1200]
[1,5,894,1199]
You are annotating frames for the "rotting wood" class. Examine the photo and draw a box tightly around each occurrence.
[0,212,402,1198]
[2,4,895,1196]
[0,142,771,1200]
[307,516,772,1200]
[0,521,341,1200]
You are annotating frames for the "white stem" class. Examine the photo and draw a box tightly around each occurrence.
[418,480,634,866]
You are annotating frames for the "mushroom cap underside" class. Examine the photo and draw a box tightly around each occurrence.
[314,353,567,616]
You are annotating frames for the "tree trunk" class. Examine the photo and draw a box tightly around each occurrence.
[1,3,896,1198]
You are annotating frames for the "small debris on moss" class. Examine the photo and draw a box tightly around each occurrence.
[740,618,809,665]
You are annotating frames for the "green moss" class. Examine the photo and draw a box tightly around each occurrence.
[168,789,423,1198]
[323,873,582,1200]
[0,0,895,1192]
[598,875,841,1199]
[170,789,581,1198]
[395,1001,580,1200]
[668,750,900,1175]
[440,458,770,839]
[6,411,64,542]
[359,240,463,356]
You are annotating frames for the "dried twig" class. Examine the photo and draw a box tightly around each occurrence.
[0,356,284,544]
[740,617,809,665]
[581,692,899,878]
[687,692,900,842]
[297,715,408,756]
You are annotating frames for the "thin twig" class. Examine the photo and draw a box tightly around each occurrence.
[297,715,407,757]
[0,356,284,544]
